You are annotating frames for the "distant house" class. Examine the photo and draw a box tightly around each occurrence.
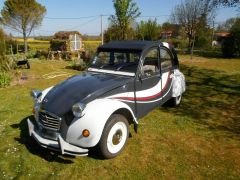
[50,31,84,52]
[161,31,173,39]
[212,32,230,46]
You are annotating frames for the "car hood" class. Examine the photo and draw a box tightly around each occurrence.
[41,71,132,117]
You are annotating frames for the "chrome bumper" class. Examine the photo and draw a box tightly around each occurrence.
[27,118,88,156]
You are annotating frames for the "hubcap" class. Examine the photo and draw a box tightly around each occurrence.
[107,121,128,154]
[112,129,123,145]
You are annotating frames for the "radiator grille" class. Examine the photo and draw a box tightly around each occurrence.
[39,111,61,131]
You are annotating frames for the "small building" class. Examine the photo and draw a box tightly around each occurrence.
[212,32,230,46]
[50,31,84,52]
[160,31,173,39]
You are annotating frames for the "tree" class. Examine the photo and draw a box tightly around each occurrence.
[136,19,161,40]
[217,18,236,31]
[212,0,240,6]
[0,29,6,56]
[1,0,46,54]
[194,16,213,49]
[162,22,181,37]
[222,18,240,57]
[109,0,141,40]
[104,25,135,42]
[171,0,214,53]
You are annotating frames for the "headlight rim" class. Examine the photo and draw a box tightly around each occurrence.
[72,102,86,118]
[31,89,42,100]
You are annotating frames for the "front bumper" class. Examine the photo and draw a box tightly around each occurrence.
[27,119,88,156]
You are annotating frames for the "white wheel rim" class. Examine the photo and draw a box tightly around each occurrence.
[176,95,182,104]
[107,121,128,154]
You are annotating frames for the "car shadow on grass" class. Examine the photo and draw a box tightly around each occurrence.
[11,116,105,161]
[161,64,240,138]
[11,116,75,164]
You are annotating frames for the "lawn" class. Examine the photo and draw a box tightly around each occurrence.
[0,55,240,179]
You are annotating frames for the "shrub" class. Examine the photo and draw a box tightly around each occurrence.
[5,39,18,54]
[0,72,11,88]
[69,59,87,71]
[26,50,36,59]
[34,50,49,59]
[221,18,240,58]
[50,40,67,51]
[0,55,16,72]
[221,36,235,58]
[0,29,6,56]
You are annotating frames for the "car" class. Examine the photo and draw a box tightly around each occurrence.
[27,41,186,159]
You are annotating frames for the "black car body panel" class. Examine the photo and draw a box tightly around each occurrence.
[41,72,132,117]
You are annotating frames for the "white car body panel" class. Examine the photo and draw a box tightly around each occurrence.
[66,98,136,147]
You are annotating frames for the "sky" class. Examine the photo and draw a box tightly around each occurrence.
[0,0,239,36]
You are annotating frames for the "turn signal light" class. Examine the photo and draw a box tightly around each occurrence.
[82,129,90,137]
[32,107,35,114]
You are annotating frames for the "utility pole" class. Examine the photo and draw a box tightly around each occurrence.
[212,20,215,46]
[101,14,103,45]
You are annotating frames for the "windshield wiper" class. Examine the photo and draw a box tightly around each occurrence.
[116,63,136,71]
[100,64,109,69]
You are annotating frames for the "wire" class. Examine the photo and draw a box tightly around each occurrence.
[43,14,171,20]
[68,16,99,30]
[45,15,99,20]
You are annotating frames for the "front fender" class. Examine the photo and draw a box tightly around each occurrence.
[65,98,136,148]
[39,86,53,102]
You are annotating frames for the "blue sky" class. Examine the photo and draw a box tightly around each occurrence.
[0,0,239,36]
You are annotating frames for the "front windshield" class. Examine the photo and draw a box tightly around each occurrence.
[89,51,140,73]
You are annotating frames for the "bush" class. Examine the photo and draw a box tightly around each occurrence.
[5,39,18,54]
[221,36,235,58]
[0,55,16,72]
[0,29,6,56]
[26,50,36,59]
[34,50,49,59]
[221,18,240,58]
[0,72,11,88]
[50,40,67,51]
[69,59,87,71]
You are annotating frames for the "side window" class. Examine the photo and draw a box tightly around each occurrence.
[142,48,159,77]
[160,48,173,71]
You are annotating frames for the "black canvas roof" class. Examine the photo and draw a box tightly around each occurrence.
[98,41,161,52]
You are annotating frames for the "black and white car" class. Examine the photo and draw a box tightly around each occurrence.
[28,41,185,159]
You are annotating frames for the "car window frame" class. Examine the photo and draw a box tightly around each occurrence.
[159,46,174,73]
[138,46,160,79]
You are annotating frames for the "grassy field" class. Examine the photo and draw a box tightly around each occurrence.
[0,55,240,179]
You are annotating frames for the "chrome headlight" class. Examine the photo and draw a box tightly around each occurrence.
[72,103,86,118]
[31,90,42,100]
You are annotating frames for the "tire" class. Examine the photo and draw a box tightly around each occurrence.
[165,95,182,107]
[98,114,129,159]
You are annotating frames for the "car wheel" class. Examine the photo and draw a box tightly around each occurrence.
[174,95,182,106]
[98,114,129,159]
[165,95,182,107]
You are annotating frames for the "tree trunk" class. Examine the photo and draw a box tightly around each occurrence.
[190,33,196,60]
[188,35,192,53]
[23,31,28,54]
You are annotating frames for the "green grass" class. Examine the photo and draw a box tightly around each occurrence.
[0,56,240,179]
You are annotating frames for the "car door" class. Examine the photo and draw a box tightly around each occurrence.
[135,46,161,118]
[159,46,174,104]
